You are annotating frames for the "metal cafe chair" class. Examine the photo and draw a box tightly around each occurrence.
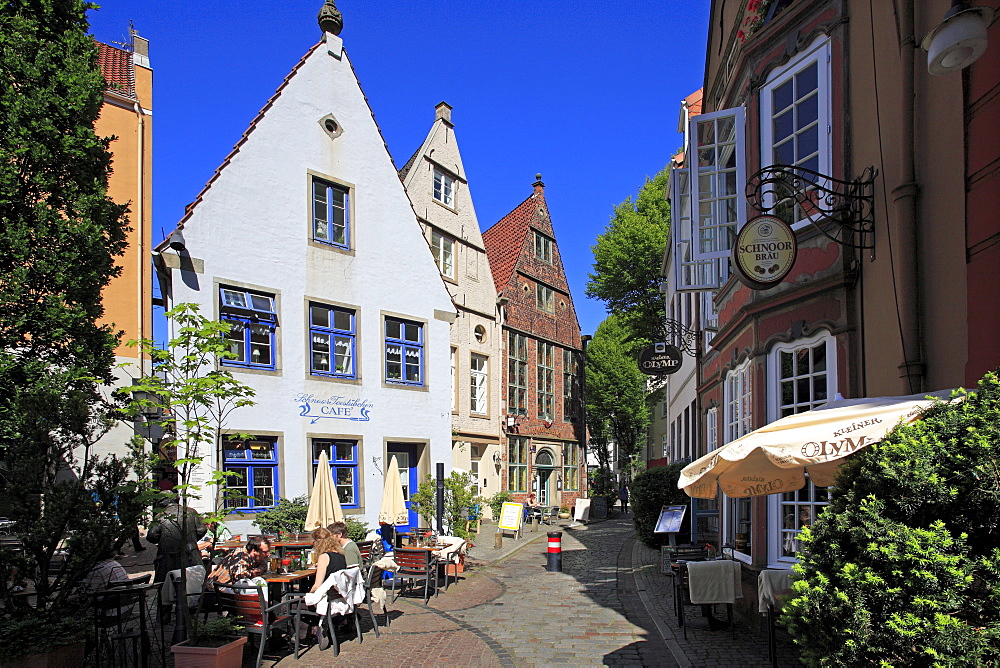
[215,581,297,668]
[91,581,164,668]
[391,547,439,604]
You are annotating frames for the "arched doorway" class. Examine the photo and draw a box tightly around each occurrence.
[535,448,556,506]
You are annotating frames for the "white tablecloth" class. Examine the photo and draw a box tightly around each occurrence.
[758,569,795,612]
[687,560,742,605]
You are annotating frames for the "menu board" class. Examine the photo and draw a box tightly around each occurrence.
[573,498,591,523]
[497,502,524,532]
[653,505,687,534]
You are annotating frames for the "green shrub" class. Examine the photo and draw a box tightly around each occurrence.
[344,516,370,542]
[629,462,690,549]
[485,490,513,521]
[782,372,1000,665]
[410,472,481,539]
[253,496,309,534]
[0,607,90,659]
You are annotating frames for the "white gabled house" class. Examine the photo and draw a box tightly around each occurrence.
[154,3,455,534]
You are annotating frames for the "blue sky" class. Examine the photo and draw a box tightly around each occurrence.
[88,0,709,339]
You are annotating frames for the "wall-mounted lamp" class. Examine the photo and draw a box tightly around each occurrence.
[557,475,563,491]
[493,452,502,465]
[922,0,995,75]
[167,228,186,251]
[529,444,536,454]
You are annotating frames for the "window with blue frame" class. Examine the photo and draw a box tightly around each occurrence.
[219,287,277,369]
[222,437,278,511]
[384,317,423,385]
[310,303,356,378]
[312,178,350,248]
[312,439,358,508]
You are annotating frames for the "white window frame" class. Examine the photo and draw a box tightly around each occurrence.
[672,106,744,292]
[431,230,455,279]
[706,406,718,453]
[759,36,832,230]
[470,353,488,415]
[433,168,455,207]
[722,359,753,563]
[766,330,837,567]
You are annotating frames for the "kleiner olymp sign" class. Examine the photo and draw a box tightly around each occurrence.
[732,214,797,290]
[638,342,682,376]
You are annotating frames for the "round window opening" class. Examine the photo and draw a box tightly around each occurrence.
[474,325,486,343]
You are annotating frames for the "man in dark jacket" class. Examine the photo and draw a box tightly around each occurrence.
[146,502,207,583]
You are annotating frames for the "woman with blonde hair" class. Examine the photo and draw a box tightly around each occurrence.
[311,527,341,562]
[303,526,348,648]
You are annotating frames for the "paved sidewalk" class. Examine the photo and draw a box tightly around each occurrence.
[258,515,800,667]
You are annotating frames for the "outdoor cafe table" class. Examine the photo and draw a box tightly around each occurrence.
[264,568,316,602]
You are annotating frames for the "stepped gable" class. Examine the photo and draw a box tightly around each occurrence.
[95,40,135,99]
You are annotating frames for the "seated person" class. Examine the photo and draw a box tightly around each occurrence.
[310,528,347,591]
[198,521,233,560]
[303,528,347,648]
[327,521,361,567]
[79,550,128,595]
[206,535,271,589]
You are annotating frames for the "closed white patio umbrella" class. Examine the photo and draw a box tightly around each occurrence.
[305,450,344,530]
[679,390,957,499]
[378,455,408,526]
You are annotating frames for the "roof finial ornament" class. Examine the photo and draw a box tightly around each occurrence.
[533,173,545,194]
[318,0,343,35]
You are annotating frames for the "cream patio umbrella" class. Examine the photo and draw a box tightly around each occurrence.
[305,450,344,530]
[679,390,957,499]
[378,455,408,526]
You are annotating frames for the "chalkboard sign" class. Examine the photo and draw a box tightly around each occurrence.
[653,505,687,533]
[590,496,608,519]
[497,502,523,533]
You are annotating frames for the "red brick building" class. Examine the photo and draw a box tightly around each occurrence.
[483,176,586,509]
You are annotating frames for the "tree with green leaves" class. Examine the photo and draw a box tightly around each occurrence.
[585,315,650,484]
[0,0,136,659]
[411,471,481,539]
[586,165,671,347]
[128,303,256,637]
[782,373,1000,665]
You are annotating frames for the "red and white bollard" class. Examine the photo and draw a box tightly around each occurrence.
[546,531,562,572]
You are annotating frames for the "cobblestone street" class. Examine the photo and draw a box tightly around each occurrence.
[258,515,800,667]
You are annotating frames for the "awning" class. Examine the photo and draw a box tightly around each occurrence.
[679,390,956,499]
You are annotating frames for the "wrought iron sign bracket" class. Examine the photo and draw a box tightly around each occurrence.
[662,319,699,357]
[745,165,878,260]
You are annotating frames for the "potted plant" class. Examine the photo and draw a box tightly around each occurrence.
[558,506,572,519]
[171,617,247,668]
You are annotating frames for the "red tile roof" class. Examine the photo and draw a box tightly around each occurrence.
[95,40,135,99]
[683,88,703,114]
[482,193,536,294]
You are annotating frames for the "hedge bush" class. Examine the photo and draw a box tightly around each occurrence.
[782,372,1000,666]
[630,462,690,548]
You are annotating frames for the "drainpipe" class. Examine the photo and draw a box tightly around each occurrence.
[890,2,924,393]
[134,101,147,372]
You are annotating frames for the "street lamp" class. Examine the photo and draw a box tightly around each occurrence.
[922,0,995,75]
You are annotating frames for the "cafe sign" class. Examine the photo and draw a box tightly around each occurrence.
[637,343,682,376]
[732,214,797,290]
